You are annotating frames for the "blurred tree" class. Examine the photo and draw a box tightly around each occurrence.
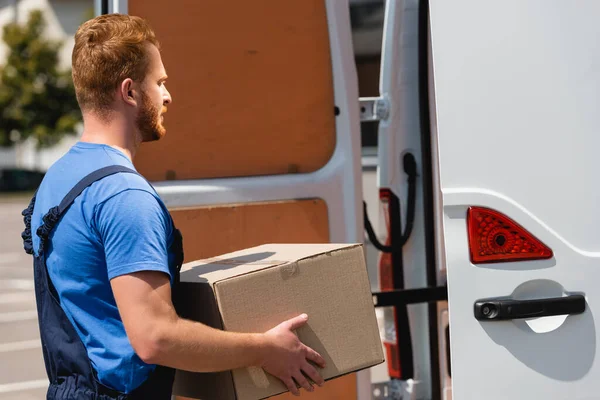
[0,9,81,148]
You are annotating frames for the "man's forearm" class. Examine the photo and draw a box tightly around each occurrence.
[112,271,323,395]
[147,316,268,373]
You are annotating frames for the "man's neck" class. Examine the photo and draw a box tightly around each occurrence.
[79,111,140,161]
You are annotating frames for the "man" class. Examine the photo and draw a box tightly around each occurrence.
[21,13,325,399]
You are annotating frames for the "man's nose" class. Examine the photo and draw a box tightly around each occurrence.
[163,88,172,105]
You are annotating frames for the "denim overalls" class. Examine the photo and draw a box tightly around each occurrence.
[21,165,183,399]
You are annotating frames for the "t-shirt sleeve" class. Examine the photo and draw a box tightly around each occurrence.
[93,189,172,280]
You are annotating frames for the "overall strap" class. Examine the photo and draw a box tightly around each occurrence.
[59,165,140,214]
[36,166,140,254]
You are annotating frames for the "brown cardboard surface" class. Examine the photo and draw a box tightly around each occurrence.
[170,201,360,399]
[180,243,356,285]
[174,243,384,400]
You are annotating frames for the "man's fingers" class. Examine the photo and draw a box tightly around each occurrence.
[293,372,314,393]
[305,346,326,369]
[286,313,309,331]
[284,378,300,396]
[301,361,324,387]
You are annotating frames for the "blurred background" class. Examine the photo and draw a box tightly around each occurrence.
[0,0,387,398]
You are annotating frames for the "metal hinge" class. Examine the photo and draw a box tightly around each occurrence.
[372,380,430,400]
[360,96,390,122]
[372,382,402,399]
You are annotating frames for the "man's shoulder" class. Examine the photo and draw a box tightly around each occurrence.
[94,168,157,200]
[39,149,158,215]
[91,179,172,243]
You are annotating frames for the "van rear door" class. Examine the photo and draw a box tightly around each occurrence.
[430,1,600,399]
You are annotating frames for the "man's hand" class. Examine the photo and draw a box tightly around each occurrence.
[261,314,326,396]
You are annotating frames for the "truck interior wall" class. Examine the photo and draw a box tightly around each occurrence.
[130,0,337,180]
[169,199,329,262]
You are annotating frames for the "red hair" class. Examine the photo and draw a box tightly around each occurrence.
[72,14,159,114]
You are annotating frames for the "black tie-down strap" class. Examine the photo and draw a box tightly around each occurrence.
[32,166,139,254]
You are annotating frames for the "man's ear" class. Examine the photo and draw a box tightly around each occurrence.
[120,78,137,107]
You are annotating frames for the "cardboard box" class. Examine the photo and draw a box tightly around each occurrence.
[172,243,384,400]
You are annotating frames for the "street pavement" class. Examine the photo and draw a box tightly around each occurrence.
[0,194,47,400]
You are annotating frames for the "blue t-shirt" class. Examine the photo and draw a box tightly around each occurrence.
[31,142,177,393]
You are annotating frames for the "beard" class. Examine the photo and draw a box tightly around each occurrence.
[136,90,166,143]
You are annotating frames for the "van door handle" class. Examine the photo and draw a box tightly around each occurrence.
[474,294,585,321]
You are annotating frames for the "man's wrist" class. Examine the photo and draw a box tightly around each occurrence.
[250,332,269,367]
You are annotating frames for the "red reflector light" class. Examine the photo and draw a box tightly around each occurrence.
[467,207,553,263]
